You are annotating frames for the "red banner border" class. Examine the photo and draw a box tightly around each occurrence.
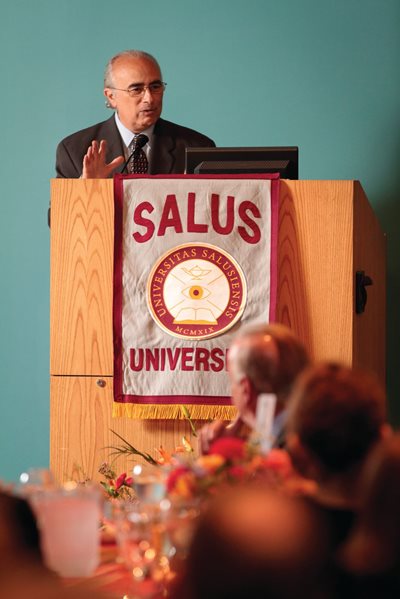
[113,173,280,407]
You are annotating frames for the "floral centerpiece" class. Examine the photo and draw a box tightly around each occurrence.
[98,408,313,503]
[98,462,135,500]
[99,435,310,504]
[98,426,195,501]
[165,437,302,501]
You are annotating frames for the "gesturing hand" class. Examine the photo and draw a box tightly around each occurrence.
[82,140,125,178]
[198,415,248,455]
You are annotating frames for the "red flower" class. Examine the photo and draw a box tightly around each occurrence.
[209,438,246,461]
[115,472,127,490]
[125,477,134,486]
[227,465,247,481]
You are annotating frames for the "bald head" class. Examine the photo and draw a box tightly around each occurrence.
[228,323,309,407]
[104,49,161,87]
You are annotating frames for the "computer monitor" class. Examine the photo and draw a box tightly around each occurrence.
[185,146,298,179]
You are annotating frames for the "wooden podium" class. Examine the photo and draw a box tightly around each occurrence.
[50,179,386,483]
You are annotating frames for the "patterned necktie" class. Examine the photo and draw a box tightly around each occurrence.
[127,134,149,174]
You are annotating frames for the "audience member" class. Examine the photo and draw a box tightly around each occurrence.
[199,322,309,453]
[172,485,332,599]
[0,491,43,571]
[286,362,389,548]
[339,434,400,597]
[0,490,103,598]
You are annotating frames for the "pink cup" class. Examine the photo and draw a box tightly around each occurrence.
[32,483,101,577]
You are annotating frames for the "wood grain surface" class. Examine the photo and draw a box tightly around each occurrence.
[49,178,386,482]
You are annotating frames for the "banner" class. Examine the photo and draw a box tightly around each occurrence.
[113,174,279,419]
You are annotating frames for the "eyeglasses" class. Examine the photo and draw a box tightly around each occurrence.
[109,82,167,97]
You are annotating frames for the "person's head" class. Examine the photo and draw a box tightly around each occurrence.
[176,486,329,599]
[286,362,387,482]
[0,491,42,567]
[103,50,165,133]
[341,434,400,575]
[227,323,309,418]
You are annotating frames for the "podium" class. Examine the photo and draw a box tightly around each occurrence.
[50,179,386,483]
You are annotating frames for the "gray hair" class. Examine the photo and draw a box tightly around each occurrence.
[103,50,162,88]
[229,323,309,404]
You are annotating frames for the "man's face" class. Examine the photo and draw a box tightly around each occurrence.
[104,55,164,133]
[228,335,277,419]
[227,342,248,415]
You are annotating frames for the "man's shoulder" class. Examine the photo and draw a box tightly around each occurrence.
[56,116,120,178]
[58,116,117,148]
[155,118,215,146]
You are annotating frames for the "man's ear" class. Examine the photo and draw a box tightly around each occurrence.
[239,376,253,404]
[104,88,116,109]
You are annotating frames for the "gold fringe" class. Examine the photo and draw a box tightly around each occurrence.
[112,403,237,421]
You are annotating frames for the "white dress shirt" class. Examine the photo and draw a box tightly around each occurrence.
[114,113,154,161]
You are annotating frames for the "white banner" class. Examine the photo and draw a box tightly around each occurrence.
[113,174,279,419]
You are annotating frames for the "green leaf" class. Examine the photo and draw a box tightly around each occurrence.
[106,430,159,466]
[180,405,198,437]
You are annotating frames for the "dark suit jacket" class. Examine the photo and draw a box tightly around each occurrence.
[55,116,215,177]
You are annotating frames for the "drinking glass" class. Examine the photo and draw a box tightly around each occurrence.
[116,502,170,597]
[132,463,166,505]
[17,468,55,496]
[162,498,200,562]
[31,482,101,577]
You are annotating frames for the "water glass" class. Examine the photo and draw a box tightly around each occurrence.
[132,463,166,505]
[163,499,200,559]
[31,482,101,577]
[17,468,55,496]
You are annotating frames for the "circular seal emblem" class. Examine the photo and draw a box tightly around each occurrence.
[147,243,247,340]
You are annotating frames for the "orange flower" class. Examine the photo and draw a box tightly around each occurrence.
[263,449,294,478]
[174,472,197,499]
[167,466,190,493]
[167,466,197,499]
[196,454,226,473]
[156,446,173,465]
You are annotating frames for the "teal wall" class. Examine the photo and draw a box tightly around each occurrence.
[1,0,399,481]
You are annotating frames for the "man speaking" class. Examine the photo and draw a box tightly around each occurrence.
[56,50,215,178]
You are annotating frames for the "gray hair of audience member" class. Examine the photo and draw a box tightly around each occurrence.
[103,49,162,88]
[287,362,386,475]
[228,323,309,406]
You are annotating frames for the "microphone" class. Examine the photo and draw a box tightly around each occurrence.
[121,148,136,174]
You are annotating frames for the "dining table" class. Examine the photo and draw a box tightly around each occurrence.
[62,534,179,599]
